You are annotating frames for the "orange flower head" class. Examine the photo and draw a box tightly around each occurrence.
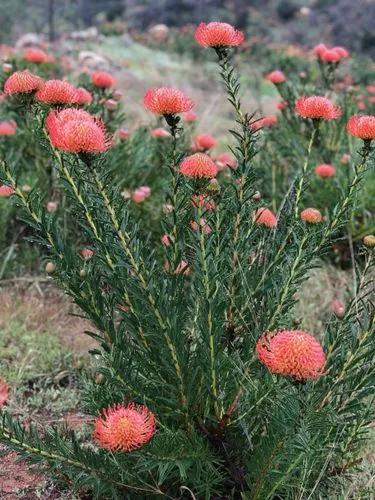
[256,330,326,380]
[23,47,49,64]
[91,71,117,88]
[300,208,323,223]
[0,121,16,136]
[315,163,336,178]
[295,96,342,120]
[46,108,111,153]
[75,87,93,105]
[0,185,15,197]
[320,48,341,63]
[346,115,375,140]
[253,207,277,228]
[35,79,79,104]
[195,22,244,47]
[265,70,286,84]
[93,402,155,452]
[144,87,194,115]
[180,153,218,178]
[4,70,44,94]
[194,133,217,151]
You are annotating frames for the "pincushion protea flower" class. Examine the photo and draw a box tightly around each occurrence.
[93,402,155,452]
[295,96,342,120]
[346,115,375,140]
[46,108,111,153]
[81,248,94,260]
[300,208,323,223]
[330,299,345,318]
[4,70,44,94]
[265,70,286,84]
[253,208,277,228]
[91,71,117,88]
[315,164,336,178]
[216,152,237,170]
[150,127,171,138]
[0,185,15,197]
[195,22,244,48]
[35,80,79,104]
[193,133,217,151]
[256,330,326,380]
[75,87,93,105]
[250,115,278,131]
[180,153,218,178]
[144,87,194,115]
[0,378,10,407]
[0,121,16,136]
[183,110,197,122]
[23,47,49,64]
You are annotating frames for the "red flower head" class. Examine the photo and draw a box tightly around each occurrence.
[315,163,336,178]
[93,402,155,452]
[265,70,286,84]
[35,80,79,104]
[150,127,171,138]
[144,87,194,115]
[312,43,328,57]
[277,101,287,111]
[300,207,323,223]
[193,133,217,151]
[216,152,237,170]
[333,46,349,58]
[366,85,375,94]
[253,207,277,228]
[295,96,342,120]
[256,330,326,380]
[250,115,278,131]
[23,47,49,64]
[75,87,93,105]
[180,153,218,178]
[0,185,15,197]
[346,115,375,141]
[0,378,10,407]
[46,108,111,153]
[183,110,197,123]
[91,71,117,88]
[81,248,94,260]
[117,128,130,140]
[195,22,244,47]
[0,121,16,136]
[4,70,44,94]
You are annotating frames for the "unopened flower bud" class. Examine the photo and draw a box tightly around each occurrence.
[363,235,375,248]
[79,269,87,278]
[45,262,56,274]
[104,99,117,110]
[2,63,12,73]
[252,190,261,201]
[331,299,345,318]
[207,178,220,192]
[21,184,32,193]
[95,373,105,384]
[47,201,58,212]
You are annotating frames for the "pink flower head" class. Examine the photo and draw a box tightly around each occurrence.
[313,43,328,57]
[35,80,79,104]
[183,110,197,122]
[315,164,336,178]
[46,108,111,153]
[104,99,117,110]
[117,128,130,140]
[256,330,326,380]
[216,152,237,170]
[277,101,287,111]
[75,87,93,105]
[300,207,323,223]
[161,234,171,246]
[330,299,345,318]
[250,115,278,131]
[295,96,342,120]
[91,71,117,88]
[366,85,375,94]
[195,22,244,48]
[93,402,155,452]
[0,121,16,136]
[253,207,277,228]
[4,70,44,94]
[193,133,217,151]
[0,184,15,197]
[340,153,350,164]
[23,47,49,64]
[144,87,194,115]
[180,153,218,178]
[132,186,151,203]
[265,70,286,84]
[150,127,171,138]
[46,201,58,212]
[346,115,375,140]
[81,248,94,260]
[320,48,342,63]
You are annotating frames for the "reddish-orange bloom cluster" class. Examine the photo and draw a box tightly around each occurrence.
[256,330,326,380]
[313,43,349,63]
[91,71,117,88]
[265,70,286,84]
[0,121,16,136]
[4,70,44,94]
[195,22,244,48]
[144,87,194,115]
[300,208,323,223]
[35,80,78,104]
[75,86,93,105]
[0,377,10,407]
[253,207,277,228]
[194,133,217,151]
[93,402,155,452]
[346,115,375,141]
[250,115,278,131]
[23,47,49,64]
[0,185,15,197]
[180,153,218,178]
[46,108,111,153]
[295,96,342,120]
[315,164,336,178]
